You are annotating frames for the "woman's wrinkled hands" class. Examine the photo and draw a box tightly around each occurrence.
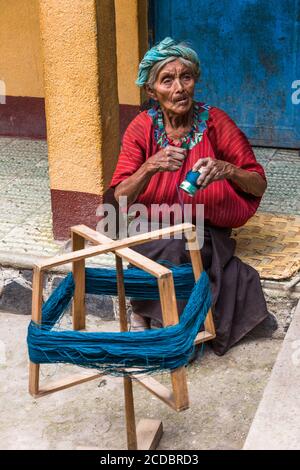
[145,145,187,174]
[192,157,233,189]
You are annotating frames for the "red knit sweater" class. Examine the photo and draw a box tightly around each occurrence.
[110,104,266,228]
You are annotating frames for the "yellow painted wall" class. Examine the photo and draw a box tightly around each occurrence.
[0,0,44,97]
[0,0,148,105]
[115,0,147,105]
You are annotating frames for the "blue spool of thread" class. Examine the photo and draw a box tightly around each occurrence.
[179,170,201,196]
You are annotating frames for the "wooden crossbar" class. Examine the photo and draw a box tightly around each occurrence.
[28,222,216,450]
[31,371,103,398]
[34,223,195,271]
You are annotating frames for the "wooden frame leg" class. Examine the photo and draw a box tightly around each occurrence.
[185,227,216,338]
[123,376,138,450]
[116,255,138,450]
[158,274,189,412]
[72,231,86,330]
[136,419,163,450]
[29,266,43,396]
[116,254,163,450]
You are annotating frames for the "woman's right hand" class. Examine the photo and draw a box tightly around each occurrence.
[145,145,187,174]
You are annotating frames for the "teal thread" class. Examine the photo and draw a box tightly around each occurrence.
[27,264,211,376]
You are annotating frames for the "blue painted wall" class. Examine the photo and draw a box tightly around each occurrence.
[150,0,300,148]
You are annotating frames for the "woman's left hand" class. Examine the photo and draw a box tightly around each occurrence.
[192,157,233,189]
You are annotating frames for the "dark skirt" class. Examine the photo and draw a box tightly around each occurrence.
[130,224,269,356]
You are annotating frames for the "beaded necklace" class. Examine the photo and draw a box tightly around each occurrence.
[148,102,211,150]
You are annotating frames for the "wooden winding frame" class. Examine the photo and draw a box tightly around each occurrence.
[29,223,216,450]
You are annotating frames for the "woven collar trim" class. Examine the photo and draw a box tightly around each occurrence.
[147,102,211,150]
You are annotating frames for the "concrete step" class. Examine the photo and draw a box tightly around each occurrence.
[243,298,300,450]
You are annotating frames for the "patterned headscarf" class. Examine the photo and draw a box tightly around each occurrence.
[135,37,200,87]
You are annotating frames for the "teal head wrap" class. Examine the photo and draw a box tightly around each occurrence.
[136,37,200,87]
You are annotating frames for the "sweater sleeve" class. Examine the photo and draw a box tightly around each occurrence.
[207,107,266,181]
[110,113,148,188]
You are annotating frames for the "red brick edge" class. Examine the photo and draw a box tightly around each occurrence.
[51,189,103,240]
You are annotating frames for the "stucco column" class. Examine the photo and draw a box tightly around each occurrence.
[39,0,120,239]
[115,0,148,135]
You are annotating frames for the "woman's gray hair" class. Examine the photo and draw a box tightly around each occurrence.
[146,56,201,90]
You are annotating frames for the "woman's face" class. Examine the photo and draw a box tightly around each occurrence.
[148,59,195,116]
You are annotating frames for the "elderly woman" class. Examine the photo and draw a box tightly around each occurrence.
[109,37,269,355]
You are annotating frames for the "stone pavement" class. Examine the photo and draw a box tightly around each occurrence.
[254,147,300,215]
[0,137,299,268]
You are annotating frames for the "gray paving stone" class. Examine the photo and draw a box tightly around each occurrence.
[0,137,14,149]
[0,280,32,315]
[85,294,115,320]
[0,222,16,241]
[0,198,38,221]
[21,270,33,283]
[0,149,43,161]
[51,275,66,291]
[0,174,17,188]
[272,149,300,162]
[51,275,115,320]
[260,161,300,215]
[0,207,61,257]
[7,139,48,154]
[1,183,50,200]
[0,160,49,180]
[253,147,277,162]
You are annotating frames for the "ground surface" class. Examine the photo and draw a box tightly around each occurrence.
[0,312,282,450]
